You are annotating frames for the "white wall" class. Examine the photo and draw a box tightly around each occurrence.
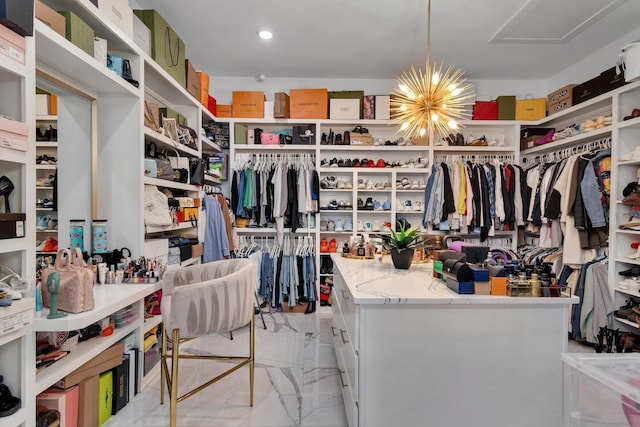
[547,27,640,92]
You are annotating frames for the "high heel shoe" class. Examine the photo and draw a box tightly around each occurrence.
[0,176,14,213]
[628,245,640,259]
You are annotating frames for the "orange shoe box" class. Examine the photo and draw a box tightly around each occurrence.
[290,88,328,119]
[490,276,508,296]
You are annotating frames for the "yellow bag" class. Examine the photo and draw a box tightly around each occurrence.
[516,96,546,121]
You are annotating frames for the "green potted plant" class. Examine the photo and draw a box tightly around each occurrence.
[374,221,426,269]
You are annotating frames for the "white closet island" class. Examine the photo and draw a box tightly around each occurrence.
[330,253,578,427]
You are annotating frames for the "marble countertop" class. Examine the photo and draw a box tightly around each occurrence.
[330,254,579,305]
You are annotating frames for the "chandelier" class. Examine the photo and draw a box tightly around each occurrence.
[391,0,474,141]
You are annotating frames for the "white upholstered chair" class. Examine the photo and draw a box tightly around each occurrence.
[159,259,257,427]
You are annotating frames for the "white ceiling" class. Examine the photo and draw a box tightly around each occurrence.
[133,0,640,81]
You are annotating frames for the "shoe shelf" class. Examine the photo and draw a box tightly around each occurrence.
[617,115,640,129]
[35,141,57,148]
[433,145,515,153]
[1,407,27,426]
[36,115,57,121]
[0,238,27,255]
[321,189,353,192]
[35,207,54,211]
[201,138,222,153]
[35,21,139,98]
[35,229,57,233]
[318,167,428,174]
[321,145,429,152]
[614,316,639,329]
[143,127,199,158]
[615,287,640,298]
[35,186,53,190]
[618,159,640,166]
[233,144,316,152]
[520,126,612,156]
[204,173,221,184]
[616,230,640,236]
[35,251,57,255]
[35,165,57,170]
[615,258,640,266]
[0,146,28,165]
[235,227,314,234]
[396,189,426,193]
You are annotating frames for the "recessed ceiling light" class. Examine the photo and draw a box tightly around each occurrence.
[257,30,273,40]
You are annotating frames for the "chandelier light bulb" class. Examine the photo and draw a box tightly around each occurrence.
[401,122,410,130]
[399,84,410,94]
[407,92,416,100]
[419,128,426,137]
[448,83,458,92]
[452,88,462,96]
[432,71,439,85]
[400,105,407,112]
[431,113,439,122]
[448,120,458,129]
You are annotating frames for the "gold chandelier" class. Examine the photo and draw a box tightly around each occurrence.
[391,0,474,141]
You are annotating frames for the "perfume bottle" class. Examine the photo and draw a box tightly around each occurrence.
[530,273,541,297]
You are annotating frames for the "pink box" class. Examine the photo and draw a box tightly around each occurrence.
[44,386,80,427]
[0,23,25,64]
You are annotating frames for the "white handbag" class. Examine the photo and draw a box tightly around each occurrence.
[619,40,640,82]
[144,185,173,227]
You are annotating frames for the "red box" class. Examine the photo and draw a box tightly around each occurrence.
[207,95,217,116]
[472,100,498,120]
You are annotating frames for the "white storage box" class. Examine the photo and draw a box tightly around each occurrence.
[132,14,150,55]
[94,36,107,66]
[90,0,133,39]
[329,98,359,120]
[562,353,640,426]
[375,95,390,119]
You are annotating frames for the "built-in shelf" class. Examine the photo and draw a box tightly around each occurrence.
[202,138,222,153]
[35,141,58,148]
[234,144,316,152]
[520,126,612,156]
[36,115,57,121]
[614,316,639,329]
[143,314,163,334]
[143,177,200,192]
[143,127,199,157]
[0,238,27,254]
[36,164,57,170]
[145,221,197,235]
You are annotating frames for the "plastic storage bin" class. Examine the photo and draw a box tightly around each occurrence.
[562,353,640,426]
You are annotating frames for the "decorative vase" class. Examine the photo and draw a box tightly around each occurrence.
[390,248,414,269]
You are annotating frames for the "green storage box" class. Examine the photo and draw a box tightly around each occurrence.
[98,370,113,426]
[133,9,186,87]
[159,107,188,127]
[496,96,516,120]
[234,123,247,145]
[328,90,365,119]
[58,11,94,57]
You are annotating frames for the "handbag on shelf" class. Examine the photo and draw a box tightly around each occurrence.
[144,185,173,227]
[41,248,95,314]
[279,134,293,145]
[144,101,161,132]
[162,147,189,171]
[619,40,640,82]
[146,142,173,181]
[172,168,189,183]
[177,125,198,150]
[292,125,314,144]
[190,158,205,186]
[260,132,279,145]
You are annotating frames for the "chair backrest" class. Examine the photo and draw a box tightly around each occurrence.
[163,259,257,337]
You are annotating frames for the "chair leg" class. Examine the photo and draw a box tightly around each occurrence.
[250,309,255,407]
[170,328,180,427]
[229,331,233,340]
[160,323,166,405]
[255,291,267,330]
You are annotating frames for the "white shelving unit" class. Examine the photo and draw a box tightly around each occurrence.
[0,22,36,427]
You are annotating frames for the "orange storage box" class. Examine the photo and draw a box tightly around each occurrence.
[216,104,232,118]
[290,88,328,119]
[232,91,265,118]
[196,71,209,106]
[490,276,508,296]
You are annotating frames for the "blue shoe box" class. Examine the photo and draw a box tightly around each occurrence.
[469,266,489,282]
[446,277,474,295]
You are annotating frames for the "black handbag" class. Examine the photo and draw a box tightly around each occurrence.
[254,128,263,145]
[178,125,198,150]
[293,125,314,144]
[279,134,293,145]
[172,168,189,183]
[146,141,173,180]
[190,158,205,186]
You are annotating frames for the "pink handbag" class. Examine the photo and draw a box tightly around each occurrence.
[260,132,279,145]
[41,248,95,313]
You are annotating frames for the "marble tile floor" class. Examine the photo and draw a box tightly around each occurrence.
[110,309,348,427]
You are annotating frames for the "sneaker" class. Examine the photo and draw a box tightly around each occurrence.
[364,197,374,210]
[35,240,45,251]
[397,199,404,211]
[36,215,50,231]
[404,200,412,210]
[337,180,346,189]
[47,217,58,230]
[414,201,424,211]
[344,219,353,232]
[366,180,375,190]
[42,199,53,208]
[327,219,335,231]
[335,219,344,232]
[382,200,391,211]
[373,200,383,211]
[411,180,420,189]
[328,200,338,210]
[320,219,328,231]
[372,221,381,232]
[42,237,58,252]
[357,198,364,210]
[357,179,365,189]
[364,221,372,232]
[357,221,364,232]
[320,238,329,252]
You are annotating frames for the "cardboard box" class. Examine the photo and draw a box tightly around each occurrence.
[55,342,124,389]
[89,0,132,39]
[232,91,265,118]
[35,0,65,37]
[548,100,571,116]
[191,243,203,258]
[330,98,360,120]
[133,10,186,86]
[274,92,290,118]
[216,104,232,118]
[547,84,575,106]
[185,59,200,99]
[472,100,498,120]
[264,101,274,120]
[49,93,58,115]
[98,371,113,426]
[78,376,99,427]
[490,276,508,296]
[572,76,601,106]
[411,136,429,146]
[197,71,209,106]
[132,13,150,55]
[36,391,67,427]
[474,281,491,295]
[601,66,627,93]
[59,11,95,57]
[350,133,373,145]
[0,0,33,36]
[93,36,107,66]
[290,88,328,119]
[496,95,515,120]
[36,94,49,116]
[42,386,79,427]
[328,90,364,118]
[515,98,546,121]
[159,107,187,127]
[207,95,216,116]
[375,95,390,120]
[0,213,25,239]
[0,21,24,64]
